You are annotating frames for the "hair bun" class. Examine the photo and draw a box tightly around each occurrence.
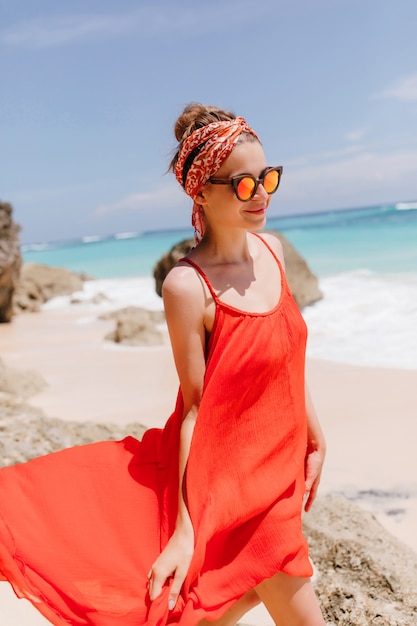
[173,103,236,143]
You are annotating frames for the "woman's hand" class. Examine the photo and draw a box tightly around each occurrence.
[304,445,325,512]
[304,381,326,512]
[148,526,195,611]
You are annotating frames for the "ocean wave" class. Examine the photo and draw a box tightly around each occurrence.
[395,201,417,211]
[42,276,163,313]
[114,231,139,240]
[82,235,106,244]
[21,242,57,252]
[303,270,417,369]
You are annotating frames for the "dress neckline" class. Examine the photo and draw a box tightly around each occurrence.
[181,233,285,317]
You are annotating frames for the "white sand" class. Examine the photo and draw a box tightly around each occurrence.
[0,309,416,625]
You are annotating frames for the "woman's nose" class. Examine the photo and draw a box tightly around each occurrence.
[254,182,269,200]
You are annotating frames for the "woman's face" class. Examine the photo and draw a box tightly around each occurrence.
[198,140,272,234]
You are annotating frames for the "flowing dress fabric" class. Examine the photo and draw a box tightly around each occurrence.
[0,235,312,626]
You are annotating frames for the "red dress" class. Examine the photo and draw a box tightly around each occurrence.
[0,235,312,625]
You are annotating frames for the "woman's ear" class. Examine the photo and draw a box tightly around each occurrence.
[195,186,208,206]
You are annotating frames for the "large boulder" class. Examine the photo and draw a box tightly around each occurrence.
[13,263,84,313]
[303,494,417,625]
[102,306,165,346]
[153,231,322,309]
[274,231,323,309]
[0,201,22,323]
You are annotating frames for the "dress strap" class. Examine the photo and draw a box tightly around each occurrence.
[251,231,282,268]
[180,257,220,302]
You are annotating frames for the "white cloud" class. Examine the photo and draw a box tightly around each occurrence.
[0,2,271,49]
[277,148,417,208]
[345,128,368,142]
[93,184,185,218]
[1,13,144,48]
[285,145,363,169]
[374,73,417,103]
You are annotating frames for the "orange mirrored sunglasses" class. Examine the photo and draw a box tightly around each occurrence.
[208,166,283,202]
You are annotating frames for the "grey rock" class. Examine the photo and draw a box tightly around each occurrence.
[0,201,22,323]
[14,263,84,313]
[102,306,165,346]
[304,494,417,625]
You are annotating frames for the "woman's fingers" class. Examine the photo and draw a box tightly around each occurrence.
[147,530,194,607]
[148,562,188,609]
[168,563,188,610]
[304,478,319,511]
[148,563,171,601]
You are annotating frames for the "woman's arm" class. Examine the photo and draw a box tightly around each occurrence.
[304,382,326,511]
[148,263,207,610]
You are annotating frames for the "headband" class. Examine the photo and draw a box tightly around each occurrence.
[175,117,259,242]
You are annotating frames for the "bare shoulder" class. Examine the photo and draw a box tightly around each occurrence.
[162,261,205,311]
[256,231,285,267]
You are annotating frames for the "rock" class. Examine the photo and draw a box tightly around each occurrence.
[13,263,84,313]
[272,231,322,309]
[0,201,22,323]
[303,494,417,625]
[0,357,47,399]
[0,396,147,468]
[103,306,165,346]
[153,231,322,309]
[153,239,194,298]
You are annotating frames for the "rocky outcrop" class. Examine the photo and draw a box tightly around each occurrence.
[273,231,322,309]
[0,396,147,468]
[303,494,417,625]
[153,239,194,298]
[0,357,47,399]
[153,231,322,309]
[13,263,84,313]
[0,201,22,323]
[101,306,165,346]
[0,357,146,467]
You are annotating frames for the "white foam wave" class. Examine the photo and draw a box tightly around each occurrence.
[42,276,163,313]
[395,201,417,210]
[82,235,105,244]
[303,270,417,369]
[21,243,55,252]
[114,231,139,240]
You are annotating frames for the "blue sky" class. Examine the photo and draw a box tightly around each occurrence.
[1,0,416,244]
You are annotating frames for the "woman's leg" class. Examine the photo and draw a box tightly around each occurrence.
[255,572,325,626]
[197,588,260,626]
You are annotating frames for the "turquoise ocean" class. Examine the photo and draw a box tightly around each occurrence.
[22,201,417,370]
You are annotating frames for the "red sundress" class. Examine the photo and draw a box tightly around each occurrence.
[0,235,312,625]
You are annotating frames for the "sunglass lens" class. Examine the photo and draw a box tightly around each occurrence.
[263,169,280,194]
[236,176,256,201]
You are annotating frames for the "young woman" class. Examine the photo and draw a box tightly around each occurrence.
[0,103,326,626]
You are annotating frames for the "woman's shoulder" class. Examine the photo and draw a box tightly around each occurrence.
[162,259,205,303]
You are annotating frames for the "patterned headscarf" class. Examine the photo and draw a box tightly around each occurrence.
[175,117,259,242]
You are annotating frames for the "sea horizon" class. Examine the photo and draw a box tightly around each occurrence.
[21,198,417,249]
[21,200,417,280]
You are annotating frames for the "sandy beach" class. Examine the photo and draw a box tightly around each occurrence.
[1,308,416,625]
